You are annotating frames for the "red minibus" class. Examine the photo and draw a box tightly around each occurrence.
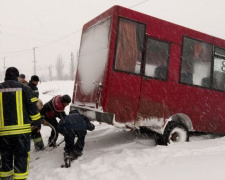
[71,5,225,145]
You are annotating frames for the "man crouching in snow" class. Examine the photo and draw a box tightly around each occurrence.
[58,110,95,160]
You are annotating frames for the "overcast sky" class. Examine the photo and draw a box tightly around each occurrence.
[0,0,225,81]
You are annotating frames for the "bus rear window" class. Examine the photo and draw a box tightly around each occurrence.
[77,18,112,94]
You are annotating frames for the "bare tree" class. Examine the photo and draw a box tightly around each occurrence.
[55,55,64,80]
[70,52,75,80]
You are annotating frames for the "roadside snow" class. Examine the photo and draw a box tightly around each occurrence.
[29,81,225,180]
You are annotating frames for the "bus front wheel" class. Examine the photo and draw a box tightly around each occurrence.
[163,122,189,145]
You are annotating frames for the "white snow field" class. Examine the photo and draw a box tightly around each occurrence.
[29,81,225,180]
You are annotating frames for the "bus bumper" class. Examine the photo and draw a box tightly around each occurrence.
[70,105,115,125]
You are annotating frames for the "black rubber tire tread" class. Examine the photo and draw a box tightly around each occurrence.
[154,132,166,145]
[163,121,189,145]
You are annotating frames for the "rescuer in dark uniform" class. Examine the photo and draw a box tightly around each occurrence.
[41,95,71,147]
[0,67,41,180]
[18,74,28,85]
[58,110,95,160]
[28,75,40,98]
[27,75,44,151]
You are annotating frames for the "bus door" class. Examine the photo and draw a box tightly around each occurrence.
[107,17,146,123]
[137,38,170,127]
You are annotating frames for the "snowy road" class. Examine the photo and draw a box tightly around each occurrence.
[28,81,225,180]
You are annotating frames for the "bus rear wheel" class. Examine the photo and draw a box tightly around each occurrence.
[163,122,189,145]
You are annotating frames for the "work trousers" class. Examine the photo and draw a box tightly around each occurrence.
[0,134,30,180]
[64,130,86,154]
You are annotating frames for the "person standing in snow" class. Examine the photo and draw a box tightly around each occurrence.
[0,67,41,180]
[41,95,71,147]
[18,74,28,85]
[28,75,40,98]
[58,110,95,159]
[27,75,44,151]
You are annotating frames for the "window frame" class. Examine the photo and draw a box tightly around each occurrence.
[214,47,225,58]
[180,36,225,92]
[142,36,171,81]
[113,16,146,76]
[179,36,214,89]
[212,47,225,91]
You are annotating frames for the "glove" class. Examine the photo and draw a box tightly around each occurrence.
[87,122,95,131]
[31,120,41,131]
[84,116,95,131]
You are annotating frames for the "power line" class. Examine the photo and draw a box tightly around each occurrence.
[0,48,32,55]
[0,50,33,60]
[0,28,81,55]
[0,0,149,55]
[37,29,81,48]
[129,0,149,8]
[0,32,79,56]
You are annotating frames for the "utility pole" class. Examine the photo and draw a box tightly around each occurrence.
[48,65,52,81]
[33,47,37,75]
[3,56,6,75]
[70,52,75,80]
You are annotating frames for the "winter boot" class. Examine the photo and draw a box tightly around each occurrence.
[73,150,82,159]
[31,129,44,150]
[34,138,44,151]
[63,152,74,168]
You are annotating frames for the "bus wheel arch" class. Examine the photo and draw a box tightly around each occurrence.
[167,113,194,132]
[155,113,193,145]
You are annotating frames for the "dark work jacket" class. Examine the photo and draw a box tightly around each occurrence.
[58,113,95,134]
[0,77,41,136]
[41,95,66,121]
[28,81,39,98]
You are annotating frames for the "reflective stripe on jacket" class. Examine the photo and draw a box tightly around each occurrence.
[0,80,41,136]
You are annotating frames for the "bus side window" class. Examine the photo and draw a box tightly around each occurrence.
[155,66,167,79]
[114,18,145,74]
[181,37,212,87]
[213,49,225,91]
[181,72,193,84]
[144,38,169,80]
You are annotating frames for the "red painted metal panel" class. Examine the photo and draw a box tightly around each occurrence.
[72,6,118,107]
[101,6,119,111]
[213,37,225,48]
[107,72,142,123]
[73,5,225,134]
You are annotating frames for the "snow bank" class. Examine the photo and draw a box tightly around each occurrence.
[29,81,225,180]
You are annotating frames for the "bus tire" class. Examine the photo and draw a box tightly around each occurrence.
[154,132,166,145]
[163,121,189,145]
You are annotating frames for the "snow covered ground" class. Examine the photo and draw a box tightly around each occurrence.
[29,81,225,180]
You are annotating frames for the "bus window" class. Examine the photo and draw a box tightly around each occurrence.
[114,18,145,74]
[180,37,212,87]
[215,47,225,56]
[213,48,225,91]
[144,38,169,80]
